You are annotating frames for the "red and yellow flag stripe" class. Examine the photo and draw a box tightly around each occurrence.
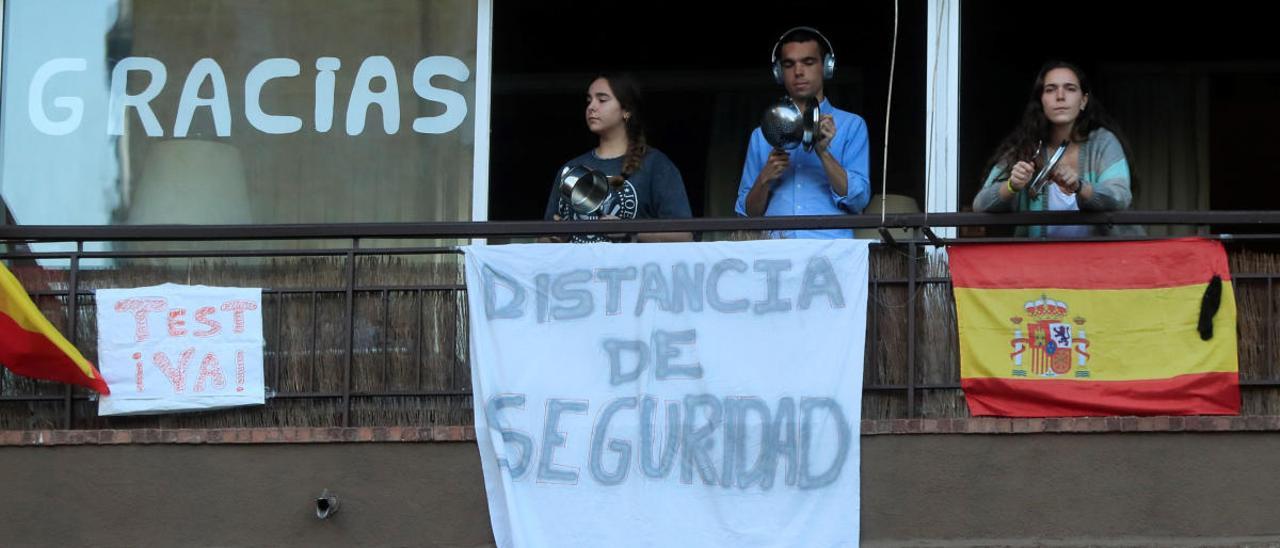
[950,238,1237,417]
[0,263,109,394]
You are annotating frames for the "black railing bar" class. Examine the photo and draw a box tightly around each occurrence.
[921,226,946,247]
[26,273,1258,296]
[939,233,1280,245]
[1215,233,1280,241]
[310,291,319,396]
[0,394,81,402]
[340,246,463,256]
[21,380,1275,397]
[7,382,1278,404]
[5,211,1280,242]
[870,277,951,285]
[263,392,343,399]
[867,230,1280,247]
[862,383,997,390]
[415,289,425,390]
[260,390,475,398]
[337,284,464,293]
[0,392,325,403]
[341,242,357,427]
[6,231,1280,259]
[31,273,1251,297]
[0,240,1005,258]
[451,291,466,391]
[1,390,462,403]
[21,280,955,298]
[0,246,463,260]
[907,381,1280,388]
[0,384,942,398]
[865,383,960,390]
[64,242,82,429]
[23,284,466,299]
[906,240,918,418]
[1270,276,1275,382]
[348,390,474,398]
[2,231,1274,260]
[181,390,477,399]
[263,390,475,398]
[381,289,391,389]
[273,293,283,393]
[263,346,432,357]
[870,270,881,382]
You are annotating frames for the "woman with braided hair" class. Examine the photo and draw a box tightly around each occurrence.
[543,73,692,243]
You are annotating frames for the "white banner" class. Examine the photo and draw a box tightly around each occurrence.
[95,284,265,416]
[464,239,869,548]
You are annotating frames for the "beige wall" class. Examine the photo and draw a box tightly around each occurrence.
[3,433,1280,546]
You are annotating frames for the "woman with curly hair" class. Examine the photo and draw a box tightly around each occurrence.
[973,61,1140,237]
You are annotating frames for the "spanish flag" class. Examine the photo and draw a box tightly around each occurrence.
[950,239,1237,417]
[0,263,109,394]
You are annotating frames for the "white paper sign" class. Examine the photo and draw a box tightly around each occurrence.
[95,284,265,416]
[464,239,869,548]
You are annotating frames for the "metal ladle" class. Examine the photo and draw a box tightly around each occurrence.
[761,96,821,151]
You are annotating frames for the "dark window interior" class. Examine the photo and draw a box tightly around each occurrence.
[490,2,1280,227]
[960,3,1280,216]
[488,1,928,221]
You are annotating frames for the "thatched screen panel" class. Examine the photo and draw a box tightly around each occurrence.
[1,241,1279,428]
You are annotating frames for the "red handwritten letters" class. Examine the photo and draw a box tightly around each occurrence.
[114,297,256,394]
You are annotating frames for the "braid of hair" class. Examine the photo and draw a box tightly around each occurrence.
[617,131,648,186]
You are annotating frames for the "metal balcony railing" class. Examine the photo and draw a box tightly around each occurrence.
[2,210,1279,429]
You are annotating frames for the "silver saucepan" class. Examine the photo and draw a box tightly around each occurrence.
[557,165,613,215]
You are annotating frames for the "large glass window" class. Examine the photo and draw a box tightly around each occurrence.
[2,0,482,228]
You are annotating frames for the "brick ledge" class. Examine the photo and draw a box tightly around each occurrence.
[0,417,1276,446]
[0,426,475,446]
[860,415,1279,435]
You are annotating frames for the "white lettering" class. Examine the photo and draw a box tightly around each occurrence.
[412,56,470,134]
[108,57,167,136]
[313,57,341,133]
[245,58,302,134]
[345,56,399,136]
[173,58,231,138]
[31,55,472,138]
[28,58,87,136]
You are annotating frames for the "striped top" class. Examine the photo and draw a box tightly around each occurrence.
[973,128,1139,237]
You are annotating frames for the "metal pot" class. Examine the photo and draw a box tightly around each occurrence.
[761,96,820,151]
[557,165,612,215]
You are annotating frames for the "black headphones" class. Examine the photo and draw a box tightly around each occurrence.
[770,26,836,85]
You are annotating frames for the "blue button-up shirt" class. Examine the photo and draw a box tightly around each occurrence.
[735,99,870,239]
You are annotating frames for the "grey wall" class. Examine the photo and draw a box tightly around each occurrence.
[0,443,493,547]
[2,434,1279,547]
[863,433,1280,545]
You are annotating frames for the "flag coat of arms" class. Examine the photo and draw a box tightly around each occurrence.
[950,239,1238,417]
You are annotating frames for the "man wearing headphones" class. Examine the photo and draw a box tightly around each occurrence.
[735,27,870,239]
